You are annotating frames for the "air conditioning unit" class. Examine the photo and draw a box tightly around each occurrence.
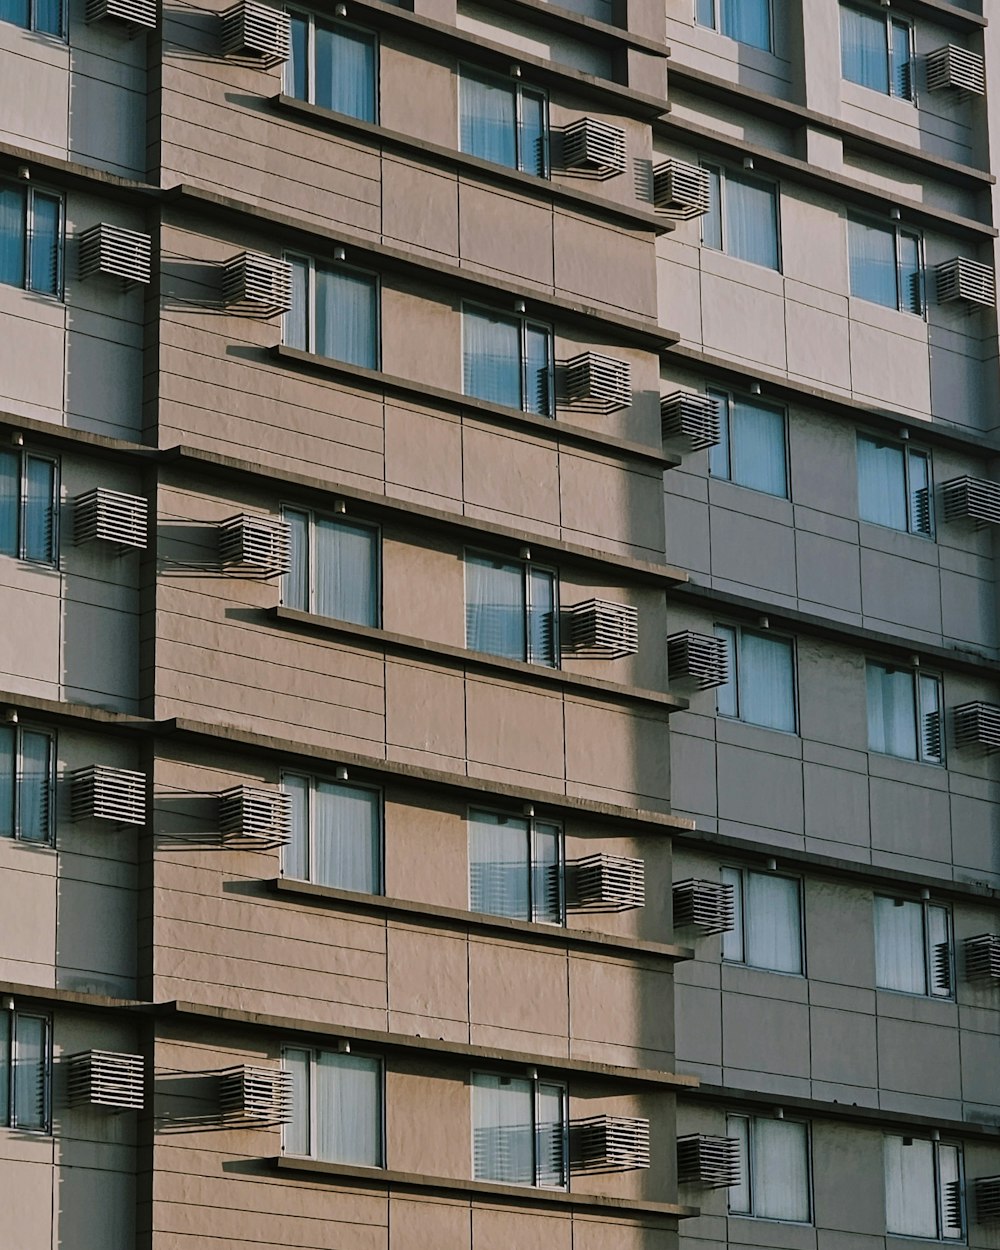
[70,766,146,826]
[965,934,1000,981]
[975,1178,1000,1223]
[78,224,152,287]
[667,631,730,691]
[223,253,294,317]
[218,514,291,577]
[562,352,632,414]
[953,702,1000,753]
[672,878,735,935]
[67,1050,144,1110]
[652,160,712,218]
[677,1133,741,1187]
[74,489,148,550]
[570,1115,650,1173]
[220,0,291,63]
[219,786,293,846]
[85,0,155,28]
[565,600,638,658]
[569,853,645,912]
[935,259,996,309]
[926,45,986,95]
[941,476,1000,528]
[220,1065,295,1124]
[660,391,723,451]
[562,118,627,178]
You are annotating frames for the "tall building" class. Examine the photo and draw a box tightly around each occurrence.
[1,0,999,1246]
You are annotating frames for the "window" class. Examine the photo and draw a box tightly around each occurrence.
[840,5,913,100]
[866,661,943,765]
[0,725,53,844]
[469,809,563,925]
[857,435,933,537]
[462,305,553,417]
[728,1114,811,1222]
[282,508,379,626]
[285,254,379,369]
[283,1047,383,1165]
[472,1072,567,1188]
[0,450,58,565]
[722,867,802,975]
[283,772,382,895]
[715,626,797,733]
[465,551,558,667]
[848,217,924,314]
[708,389,787,497]
[702,165,780,271]
[0,1011,50,1131]
[459,67,548,177]
[885,1135,964,1240]
[875,896,952,998]
[0,182,62,297]
[0,0,62,37]
[694,0,771,51]
[287,13,377,122]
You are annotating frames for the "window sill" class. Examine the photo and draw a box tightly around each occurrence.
[268,605,687,713]
[272,1155,698,1219]
[271,878,693,963]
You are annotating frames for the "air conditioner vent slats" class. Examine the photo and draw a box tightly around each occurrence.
[219,514,291,578]
[562,352,632,413]
[221,0,291,63]
[563,118,627,178]
[936,258,996,308]
[70,766,146,826]
[67,1050,144,1109]
[667,630,730,691]
[652,160,712,218]
[85,0,156,27]
[975,1177,1000,1223]
[661,391,723,451]
[941,477,1000,528]
[927,45,986,95]
[672,878,736,935]
[953,701,1000,753]
[965,934,1000,981]
[219,786,292,846]
[220,1065,295,1124]
[569,1115,650,1173]
[565,599,638,659]
[677,1133,741,1187]
[74,489,148,550]
[569,853,645,912]
[78,224,153,286]
[223,252,294,317]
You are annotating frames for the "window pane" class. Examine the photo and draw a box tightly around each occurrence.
[708,389,730,480]
[12,1014,46,1130]
[841,5,888,92]
[0,1011,8,1125]
[288,12,308,99]
[282,509,309,612]
[908,450,932,536]
[0,725,13,838]
[282,773,310,881]
[714,625,738,718]
[536,1082,566,1188]
[890,19,912,99]
[0,0,29,26]
[867,663,916,759]
[314,517,377,626]
[470,810,529,919]
[694,0,715,29]
[745,872,801,973]
[28,193,60,296]
[0,184,26,289]
[527,567,557,667]
[721,866,744,963]
[314,23,376,122]
[314,266,377,368]
[857,436,907,530]
[285,256,309,351]
[23,456,55,564]
[18,730,51,843]
[848,219,897,308]
[315,1052,381,1165]
[918,673,943,765]
[731,399,786,495]
[466,554,525,660]
[463,309,521,409]
[885,1135,937,1237]
[725,173,778,269]
[519,88,547,177]
[523,322,551,417]
[0,450,17,557]
[34,0,62,35]
[531,820,562,925]
[460,72,516,169]
[899,230,922,315]
[875,897,926,994]
[740,632,795,732]
[928,904,951,997]
[720,0,770,50]
[754,1119,809,1221]
[701,166,722,251]
[284,1047,311,1155]
[939,1144,963,1239]
[313,780,380,894]
[473,1073,534,1184]
[727,1115,751,1213]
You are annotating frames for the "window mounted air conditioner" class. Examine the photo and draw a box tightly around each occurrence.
[935,259,996,309]
[78,224,152,287]
[564,599,638,658]
[667,631,729,691]
[954,701,1000,753]
[223,253,294,317]
[221,0,291,64]
[568,853,645,912]
[220,1065,295,1123]
[652,160,712,218]
[67,1050,144,1110]
[85,0,155,29]
[570,1115,650,1173]
[941,477,1000,528]
[562,352,632,414]
[70,766,146,826]
[660,391,723,451]
[219,514,291,577]
[219,786,293,846]
[677,1133,742,1187]
[563,118,627,178]
[672,878,735,935]
[965,934,1000,982]
[926,45,986,95]
[74,489,148,550]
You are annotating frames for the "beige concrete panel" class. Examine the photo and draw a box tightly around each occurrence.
[564,700,670,809]
[385,793,468,911]
[385,661,467,767]
[797,639,867,750]
[0,572,62,702]
[700,267,787,372]
[811,1007,877,1088]
[859,547,942,635]
[668,728,718,821]
[382,158,459,259]
[462,425,560,529]
[382,281,462,393]
[384,403,463,508]
[785,300,852,390]
[55,876,136,995]
[471,1206,572,1250]
[62,598,139,708]
[0,840,56,986]
[803,763,870,850]
[722,992,810,1080]
[387,923,470,1035]
[869,778,951,865]
[559,453,664,559]
[469,938,569,1044]
[877,1016,961,1102]
[389,1195,471,1250]
[553,212,656,317]
[569,954,673,1061]
[848,312,931,416]
[0,286,66,422]
[379,40,456,148]
[0,24,69,157]
[717,745,804,835]
[794,530,862,616]
[950,792,1000,883]
[940,569,997,649]
[387,1066,469,1178]
[709,507,797,598]
[0,1157,53,1248]
[459,182,554,287]
[383,532,464,644]
[54,1163,135,1250]
[68,72,144,175]
[64,330,142,440]
[465,679,565,783]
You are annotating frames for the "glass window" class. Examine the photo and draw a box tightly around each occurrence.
[282,507,379,626]
[284,254,379,369]
[462,306,553,417]
[283,1047,383,1165]
[848,217,924,314]
[857,435,932,537]
[283,772,381,895]
[0,725,54,844]
[0,184,62,296]
[459,68,549,177]
[715,625,796,733]
[0,450,58,565]
[286,13,377,122]
[0,1011,50,1131]
[465,551,558,668]
[709,390,787,497]
[702,165,780,270]
[694,0,771,51]
[722,867,802,974]
[472,1072,567,1188]
[866,661,943,764]
[885,1136,964,1240]
[0,0,62,36]
[469,809,564,925]
[840,5,913,100]
[728,1114,811,1222]
[875,896,952,998]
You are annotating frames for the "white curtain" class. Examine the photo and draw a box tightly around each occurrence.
[460,72,516,169]
[848,218,896,308]
[527,567,557,667]
[857,436,907,530]
[28,193,59,296]
[725,174,778,270]
[531,821,562,924]
[23,456,54,564]
[315,24,376,122]
[469,811,529,919]
[740,631,795,732]
[473,1074,534,1184]
[731,399,786,495]
[315,266,377,369]
[314,780,379,894]
[753,1118,810,1221]
[18,730,50,843]
[745,872,801,973]
[283,1047,311,1155]
[466,554,524,660]
[463,309,521,409]
[721,0,770,50]
[885,1135,938,1237]
[285,257,309,351]
[13,1014,46,1130]
[315,1052,381,1165]
[282,773,310,881]
[867,663,917,759]
[0,451,17,557]
[840,5,888,92]
[875,897,926,994]
[282,509,309,612]
[0,185,24,289]
[314,517,377,626]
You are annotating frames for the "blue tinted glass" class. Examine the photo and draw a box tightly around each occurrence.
[725,173,779,270]
[23,456,55,563]
[898,231,922,314]
[848,218,896,308]
[314,266,377,368]
[0,451,17,557]
[841,5,889,93]
[28,192,60,296]
[857,436,907,530]
[523,323,551,416]
[460,72,516,169]
[288,13,308,99]
[890,19,912,99]
[695,0,715,29]
[463,309,521,409]
[0,0,29,28]
[730,400,786,496]
[314,24,376,122]
[34,0,61,35]
[720,0,770,50]
[0,185,26,289]
[519,88,547,177]
[701,167,722,251]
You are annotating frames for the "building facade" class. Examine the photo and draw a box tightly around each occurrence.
[1,0,999,1247]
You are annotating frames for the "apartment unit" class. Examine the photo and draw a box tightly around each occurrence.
[1,0,1000,1246]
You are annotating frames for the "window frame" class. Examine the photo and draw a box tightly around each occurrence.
[470,1069,569,1190]
[1,1009,52,1133]
[700,162,782,272]
[727,1112,813,1223]
[0,0,64,39]
[281,1044,385,1165]
[847,214,926,316]
[283,250,381,368]
[866,659,944,766]
[884,1133,966,1241]
[840,3,915,102]
[280,768,384,896]
[284,9,379,122]
[461,301,555,418]
[0,723,55,845]
[0,449,59,566]
[467,805,566,926]
[279,503,382,626]
[694,0,773,52]
[708,387,789,498]
[856,433,934,539]
[722,865,805,976]
[714,624,799,735]
[0,182,65,298]
[458,64,551,178]
[464,548,560,668]
[875,894,954,1000]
